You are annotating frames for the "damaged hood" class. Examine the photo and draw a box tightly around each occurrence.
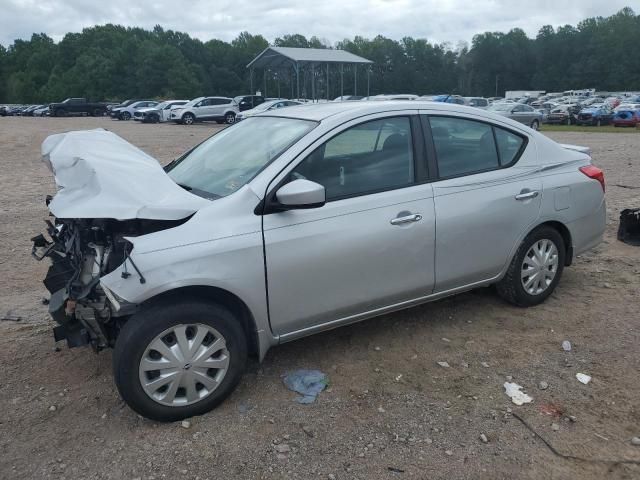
[41,129,210,220]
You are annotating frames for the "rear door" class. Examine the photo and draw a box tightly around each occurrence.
[263,113,436,338]
[424,114,542,291]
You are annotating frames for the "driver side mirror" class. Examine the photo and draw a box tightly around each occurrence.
[275,179,326,210]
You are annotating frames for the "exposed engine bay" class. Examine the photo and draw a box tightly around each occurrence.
[32,206,187,350]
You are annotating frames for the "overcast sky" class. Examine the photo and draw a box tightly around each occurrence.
[0,0,633,47]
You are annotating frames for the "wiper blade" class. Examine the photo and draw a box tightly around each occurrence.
[176,183,192,191]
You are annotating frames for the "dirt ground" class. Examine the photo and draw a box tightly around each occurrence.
[0,117,639,480]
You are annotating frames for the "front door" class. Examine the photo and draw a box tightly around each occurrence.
[425,114,542,291]
[263,115,436,338]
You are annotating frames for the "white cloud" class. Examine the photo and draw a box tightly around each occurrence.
[0,0,633,47]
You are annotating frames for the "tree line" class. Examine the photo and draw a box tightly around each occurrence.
[0,7,638,103]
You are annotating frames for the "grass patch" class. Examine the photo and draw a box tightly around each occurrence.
[540,124,638,134]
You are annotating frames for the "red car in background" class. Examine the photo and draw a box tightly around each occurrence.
[612,110,640,127]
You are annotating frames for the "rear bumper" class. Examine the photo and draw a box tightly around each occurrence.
[567,197,607,258]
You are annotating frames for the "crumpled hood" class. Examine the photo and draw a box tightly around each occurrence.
[136,107,159,114]
[41,129,210,220]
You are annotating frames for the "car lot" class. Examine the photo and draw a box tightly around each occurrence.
[1,117,639,479]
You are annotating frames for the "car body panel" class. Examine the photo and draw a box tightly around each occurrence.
[40,101,605,362]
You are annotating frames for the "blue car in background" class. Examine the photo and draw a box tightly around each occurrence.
[576,106,614,126]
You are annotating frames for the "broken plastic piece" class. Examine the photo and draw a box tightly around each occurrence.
[562,340,572,351]
[576,373,591,384]
[504,382,533,405]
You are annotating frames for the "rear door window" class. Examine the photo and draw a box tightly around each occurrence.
[428,116,526,178]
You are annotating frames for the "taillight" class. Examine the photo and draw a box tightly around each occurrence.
[579,165,605,192]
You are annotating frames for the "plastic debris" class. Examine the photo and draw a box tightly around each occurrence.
[504,382,533,405]
[576,373,591,384]
[562,340,572,351]
[617,208,640,246]
[282,370,328,404]
[437,361,450,368]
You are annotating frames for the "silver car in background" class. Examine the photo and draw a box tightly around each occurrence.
[489,102,543,130]
[34,101,606,421]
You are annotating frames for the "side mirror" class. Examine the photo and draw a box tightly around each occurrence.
[275,179,325,210]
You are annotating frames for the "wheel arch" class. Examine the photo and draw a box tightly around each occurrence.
[140,285,261,358]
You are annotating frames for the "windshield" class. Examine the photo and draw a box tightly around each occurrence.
[167,117,316,198]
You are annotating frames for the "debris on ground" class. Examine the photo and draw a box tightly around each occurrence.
[551,423,560,431]
[504,382,533,405]
[562,340,572,351]
[282,370,328,404]
[481,362,490,368]
[1,310,22,322]
[437,361,450,368]
[180,420,191,429]
[274,444,291,453]
[576,373,592,384]
[480,433,489,443]
[538,381,549,390]
[539,403,563,417]
[617,208,640,246]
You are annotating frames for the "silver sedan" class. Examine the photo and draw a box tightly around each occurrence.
[37,101,606,421]
[489,102,543,130]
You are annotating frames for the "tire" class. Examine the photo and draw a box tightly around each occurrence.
[530,119,539,130]
[182,113,195,125]
[496,226,565,307]
[113,300,247,422]
[150,114,160,124]
[54,109,66,117]
[224,112,236,124]
[120,111,131,121]
[92,108,103,117]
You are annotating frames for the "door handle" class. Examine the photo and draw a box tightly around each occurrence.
[390,213,423,225]
[515,190,539,201]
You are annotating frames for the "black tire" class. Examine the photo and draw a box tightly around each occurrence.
[150,113,160,124]
[120,111,131,121]
[530,119,539,130]
[92,108,103,117]
[496,226,566,307]
[224,112,236,124]
[113,300,247,422]
[54,109,66,117]
[182,112,195,125]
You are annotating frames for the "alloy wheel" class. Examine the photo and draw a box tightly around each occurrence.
[520,239,559,295]
[138,324,230,407]
[225,113,235,124]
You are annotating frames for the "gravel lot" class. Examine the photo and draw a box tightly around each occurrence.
[1,117,639,480]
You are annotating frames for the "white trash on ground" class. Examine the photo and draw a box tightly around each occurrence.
[503,382,533,405]
[562,340,572,351]
[576,373,592,384]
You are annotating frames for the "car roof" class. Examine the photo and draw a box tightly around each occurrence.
[263,100,534,126]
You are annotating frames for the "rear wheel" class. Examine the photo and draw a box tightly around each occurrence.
[530,119,539,130]
[225,112,236,124]
[182,113,195,125]
[113,300,247,422]
[496,226,565,307]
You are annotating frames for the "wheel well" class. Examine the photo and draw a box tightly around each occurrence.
[538,221,573,266]
[141,286,260,357]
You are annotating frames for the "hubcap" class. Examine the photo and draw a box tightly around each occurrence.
[226,114,235,124]
[521,239,559,295]
[139,324,230,407]
[184,115,193,125]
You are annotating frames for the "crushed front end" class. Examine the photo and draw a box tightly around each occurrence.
[32,208,184,351]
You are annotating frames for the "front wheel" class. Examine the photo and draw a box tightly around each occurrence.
[225,112,236,124]
[113,300,247,421]
[120,111,131,121]
[530,119,540,130]
[496,226,565,307]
